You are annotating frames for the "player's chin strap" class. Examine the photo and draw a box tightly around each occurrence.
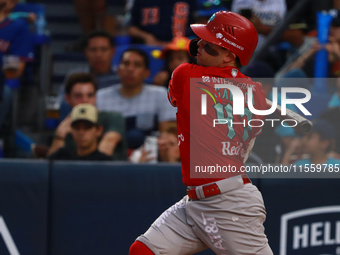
[189,38,200,57]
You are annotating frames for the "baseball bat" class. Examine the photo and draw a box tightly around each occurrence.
[266,98,313,135]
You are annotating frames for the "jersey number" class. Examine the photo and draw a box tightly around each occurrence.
[141,7,160,25]
[213,103,252,141]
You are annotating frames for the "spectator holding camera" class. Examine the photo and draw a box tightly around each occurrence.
[129,125,180,163]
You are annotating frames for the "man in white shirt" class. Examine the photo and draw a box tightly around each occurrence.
[97,48,176,148]
[232,0,287,48]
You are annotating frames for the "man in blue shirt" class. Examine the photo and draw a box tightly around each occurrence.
[58,30,120,120]
[0,0,33,130]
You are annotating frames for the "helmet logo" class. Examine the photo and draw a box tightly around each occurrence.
[216,33,223,39]
[208,13,215,23]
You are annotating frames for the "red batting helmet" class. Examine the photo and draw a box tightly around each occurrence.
[190,11,258,65]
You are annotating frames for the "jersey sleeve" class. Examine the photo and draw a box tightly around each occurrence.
[168,63,190,107]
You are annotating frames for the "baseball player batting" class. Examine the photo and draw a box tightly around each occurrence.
[129,11,273,255]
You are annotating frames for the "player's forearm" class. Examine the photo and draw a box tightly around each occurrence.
[98,131,122,156]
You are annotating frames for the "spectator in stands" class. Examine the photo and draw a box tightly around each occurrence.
[232,0,304,71]
[96,48,176,149]
[280,135,307,165]
[58,30,120,119]
[64,30,119,89]
[67,0,117,51]
[49,73,126,160]
[126,0,196,46]
[276,8,340,78]
[244,61,285,163]
[153,37,194,87]
[194,0,228,24]
[232,0,304,48]
[327,76,340,108]
[74,0,107,35]
[320,82,340,156]
[129,125,180,163]
[326,10,340,77]
[292,119,340,165]
[48,103,112,161]
[5,0,36,23]
[0,0,33,131]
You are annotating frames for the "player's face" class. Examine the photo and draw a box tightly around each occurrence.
[66,83,96,107]
[196,39,235,67]
[85,36,114,74]
[118,51,150,88]
[71,121,102,151]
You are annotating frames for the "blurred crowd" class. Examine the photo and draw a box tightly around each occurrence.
[1,0,340,166]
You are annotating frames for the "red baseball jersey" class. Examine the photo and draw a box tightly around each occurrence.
[168,63,267,187]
